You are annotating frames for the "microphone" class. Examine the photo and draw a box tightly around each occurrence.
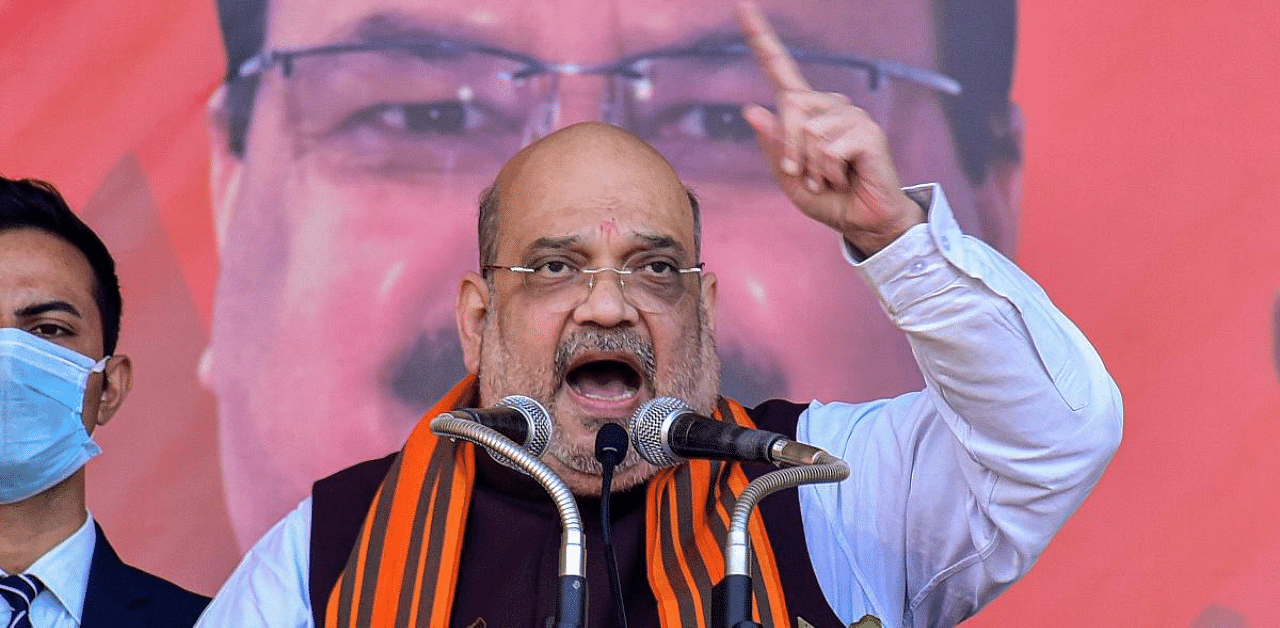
[594,423,629,467]
[594,423,630,628]
[629,397,828,468]
[447,395,553,457]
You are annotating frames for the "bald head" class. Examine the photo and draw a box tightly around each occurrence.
[478,123,700,269]
[498,122,682,189]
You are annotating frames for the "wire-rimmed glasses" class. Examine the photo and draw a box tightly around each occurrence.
[235,34,961,179]
[483,259,705,313]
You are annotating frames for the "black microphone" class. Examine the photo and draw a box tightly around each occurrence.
[629,397,827,468]
[594,422,629,467]
[593,423,629,628]
[447,395,552,457]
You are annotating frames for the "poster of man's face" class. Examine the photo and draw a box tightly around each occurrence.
[205,0,1021,547]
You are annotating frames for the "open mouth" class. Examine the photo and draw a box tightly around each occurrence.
[565,358,643,402]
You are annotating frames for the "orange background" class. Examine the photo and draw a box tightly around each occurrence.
[2,1,1278,626]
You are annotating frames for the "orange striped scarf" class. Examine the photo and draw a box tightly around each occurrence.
[326,376,789,628]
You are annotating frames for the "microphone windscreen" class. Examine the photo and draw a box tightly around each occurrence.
[594,422,629,466]
[495,395,552,457]
[629,396,690,467]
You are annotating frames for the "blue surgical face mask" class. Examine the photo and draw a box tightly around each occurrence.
[0,327,109,504]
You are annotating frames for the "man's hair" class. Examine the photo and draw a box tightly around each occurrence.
[214,0,1017,184]
[0,176,123,355]
[475,185,702,269]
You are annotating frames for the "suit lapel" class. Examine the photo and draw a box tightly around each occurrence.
[81,523,147,628]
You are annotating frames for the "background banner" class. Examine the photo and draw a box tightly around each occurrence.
[1,1,1277,625]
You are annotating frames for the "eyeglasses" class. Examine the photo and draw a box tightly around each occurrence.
[483,259,704,313]
[236,34,961,180]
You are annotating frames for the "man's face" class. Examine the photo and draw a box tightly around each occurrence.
[208,0,1019,546]
[459,124,720,495]
[0,228,108,433]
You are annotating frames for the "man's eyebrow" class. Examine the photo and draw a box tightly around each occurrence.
[633,234,687,257]
[330,12,828,65]
[627,17,829,61]
[337,12,525,57]
[16,301,82,319]
[526,236,581,252]
[522,234,689,258]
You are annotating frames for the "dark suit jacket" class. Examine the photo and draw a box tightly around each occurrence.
[80,523,209,628]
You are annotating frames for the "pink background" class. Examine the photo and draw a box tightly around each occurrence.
[2,1,1278,625]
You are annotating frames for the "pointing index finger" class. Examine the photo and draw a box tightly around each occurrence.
[737,1,811,92]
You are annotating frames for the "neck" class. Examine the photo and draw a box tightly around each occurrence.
[0,471,88,574]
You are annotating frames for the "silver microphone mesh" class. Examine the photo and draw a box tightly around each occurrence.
[495,395,552,457]
[629,396,690,467]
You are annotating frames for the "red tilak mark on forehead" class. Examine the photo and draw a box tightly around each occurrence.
[599,220,618,234]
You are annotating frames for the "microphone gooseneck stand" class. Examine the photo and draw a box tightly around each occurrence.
[627,395,852,628]
[431,415,588,628]
[448,394,553,467]
[711,453,850,628]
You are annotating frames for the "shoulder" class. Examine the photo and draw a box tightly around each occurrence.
[309,452,399,623]
[312,452,398,529]
[314,451,399,498]
[87,527,210,627]
[116,563,211,618]
[744,398,809,438]
[311,452,399,543]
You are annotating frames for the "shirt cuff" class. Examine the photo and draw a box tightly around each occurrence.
[841,183,968,317]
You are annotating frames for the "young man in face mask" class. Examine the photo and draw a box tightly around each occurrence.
[0,175,209,627]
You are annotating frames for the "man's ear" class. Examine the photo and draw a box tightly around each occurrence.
[207,85,245,250]
[91,354,134,430]
[456,272,491,374]
[972,102,1024,255]
[699,270,718,336]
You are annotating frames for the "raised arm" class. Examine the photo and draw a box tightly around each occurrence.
[730,4,1123,626]
[735,0,924,256]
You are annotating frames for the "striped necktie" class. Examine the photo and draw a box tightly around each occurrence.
[0,574,45,628]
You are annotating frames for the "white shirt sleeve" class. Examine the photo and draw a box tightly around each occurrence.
[196,497,315,628]
[798,184,1123,628]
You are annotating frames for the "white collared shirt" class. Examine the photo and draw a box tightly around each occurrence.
[1,511,95,628]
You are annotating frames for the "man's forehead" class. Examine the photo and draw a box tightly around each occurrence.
[264,0,938,67]
[0,230,98,313]
[499,193,696,257]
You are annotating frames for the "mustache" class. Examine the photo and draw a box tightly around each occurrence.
[383,328,787,413]
[553,328,656,390]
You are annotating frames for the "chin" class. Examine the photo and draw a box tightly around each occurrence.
[548,449,659,497]
[609,462,661,493]
[564,467,658,497]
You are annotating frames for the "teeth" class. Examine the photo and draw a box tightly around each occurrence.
[569,378,637,401]
[577,388,635,402]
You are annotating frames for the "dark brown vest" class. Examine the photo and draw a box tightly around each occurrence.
[309,399,844,628]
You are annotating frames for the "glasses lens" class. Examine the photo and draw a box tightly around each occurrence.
[278,47,550,176]
[619,261,698,311]
[615,53,892,181]
[511,262,697,313]
[261,44,936,184]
